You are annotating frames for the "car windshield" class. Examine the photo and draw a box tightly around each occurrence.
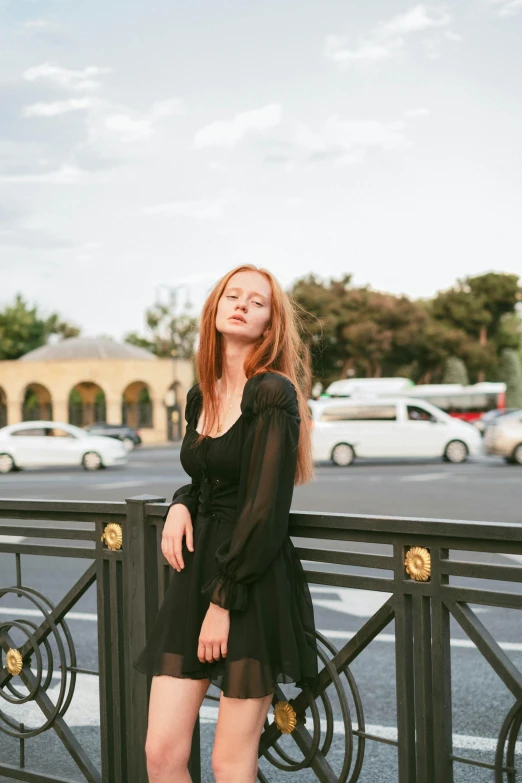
[499,409,522,421]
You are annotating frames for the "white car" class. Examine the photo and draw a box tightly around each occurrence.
[483,409,522,464]
[0,421,128,473]
[308,396,483,466]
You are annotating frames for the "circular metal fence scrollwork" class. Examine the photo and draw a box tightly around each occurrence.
[262,630,365,782]
[494,701,522,782]
[0,585,77,739]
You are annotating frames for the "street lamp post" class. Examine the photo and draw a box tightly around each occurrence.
[155,283,192,441]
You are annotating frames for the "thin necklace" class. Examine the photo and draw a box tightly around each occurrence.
[216,387,243,433]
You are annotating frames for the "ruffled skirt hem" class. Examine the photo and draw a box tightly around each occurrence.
[132,650,316,700]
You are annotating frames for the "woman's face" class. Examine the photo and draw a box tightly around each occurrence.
[215,270,272,344]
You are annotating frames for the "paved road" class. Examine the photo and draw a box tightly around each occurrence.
[0,447,521,782]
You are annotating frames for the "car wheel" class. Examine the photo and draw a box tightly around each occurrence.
[122,437,135,452]
[331,443,355,467]
[0,453,15,474]
[82,451,103,471]
[443,440,468,464]
[512,444,522,465]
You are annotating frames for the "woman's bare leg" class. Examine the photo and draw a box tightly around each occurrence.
[211,691,273,783]
[145,675,209,782]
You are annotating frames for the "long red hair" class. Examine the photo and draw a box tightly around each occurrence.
[193,264,314,485]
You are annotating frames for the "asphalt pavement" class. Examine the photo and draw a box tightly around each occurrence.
[0,446,521,782]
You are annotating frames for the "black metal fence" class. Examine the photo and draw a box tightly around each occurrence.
[0,497,521,782]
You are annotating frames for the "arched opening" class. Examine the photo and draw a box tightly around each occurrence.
[122,381,153,429]
[68,382,107,427]
[0,387,7,428]
[164,381,183,441]
[22,383,53,421]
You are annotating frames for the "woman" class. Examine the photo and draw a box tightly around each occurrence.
[134,264,318,782]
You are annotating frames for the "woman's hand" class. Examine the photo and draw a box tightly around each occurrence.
[161,504,194,572]
[198,604,230,662]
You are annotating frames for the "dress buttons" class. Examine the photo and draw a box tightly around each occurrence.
[214,478,220,484]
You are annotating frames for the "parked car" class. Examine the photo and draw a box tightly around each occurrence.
[308,396,483,466]
[0,421,128,473]
[84,422,142,451]
[483,410,522,464]
[474,408,518,434]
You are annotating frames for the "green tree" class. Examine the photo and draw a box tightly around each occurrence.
[125,298,198,360]
[499,349,522,409]
[442,357,469,385]
[0,294,80,360]
[290,275,476,385]
[431,273,522,381]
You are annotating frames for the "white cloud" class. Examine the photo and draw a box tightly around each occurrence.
[194,104,281,148]
[149,98,186,119]
[491,0,522,16]
[325,5,453,67]
[24,19,58,30]
[209,161,229,172]
[0,165,101,184]
[379,5,451,37]
[445,30,463,42]
[142,196,226,220]
[403,107,430,118]
[23,97,97,117]
[97,98,185,142]
[104,114,156,141]
[23,63,111,92]
[293,116,409,164]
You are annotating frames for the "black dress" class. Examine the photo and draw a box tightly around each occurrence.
[133,371,318,699]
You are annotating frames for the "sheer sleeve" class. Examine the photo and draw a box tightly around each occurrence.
[163,384,201,521]
[164,480,200,521]
[201,373,300,611]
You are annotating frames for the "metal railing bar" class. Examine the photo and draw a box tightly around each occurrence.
[0,762,81,782]
[353,729,399,747]
[304,571,394,592]
[0,628,102,782]
[293,527,522,557]
[286,721,339,783]
[0,543,98,558]
[302,599,395,705]
[441,585,522,610]
[450,754,514,773]
[0,525,97,540]
[0,498,126,515]
[0,510,127,523]
[446,600,522,702]
[296,547,394,569]
[289,511,522,543]
[441,561,522,582]
[65,665,99,676]
[0,562,97,690]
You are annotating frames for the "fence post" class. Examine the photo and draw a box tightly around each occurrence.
[123,494,166,782]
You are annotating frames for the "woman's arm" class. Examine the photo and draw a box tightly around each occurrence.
[201,374,300,611]
[163,480,201,521]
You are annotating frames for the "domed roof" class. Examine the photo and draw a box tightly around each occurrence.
[19,337,158,362]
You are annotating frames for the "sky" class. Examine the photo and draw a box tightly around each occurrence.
[1,0,521,340]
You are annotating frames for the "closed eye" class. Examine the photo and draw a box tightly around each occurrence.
[227,295,263,306]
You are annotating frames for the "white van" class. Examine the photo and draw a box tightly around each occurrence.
[308,396,483,466]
